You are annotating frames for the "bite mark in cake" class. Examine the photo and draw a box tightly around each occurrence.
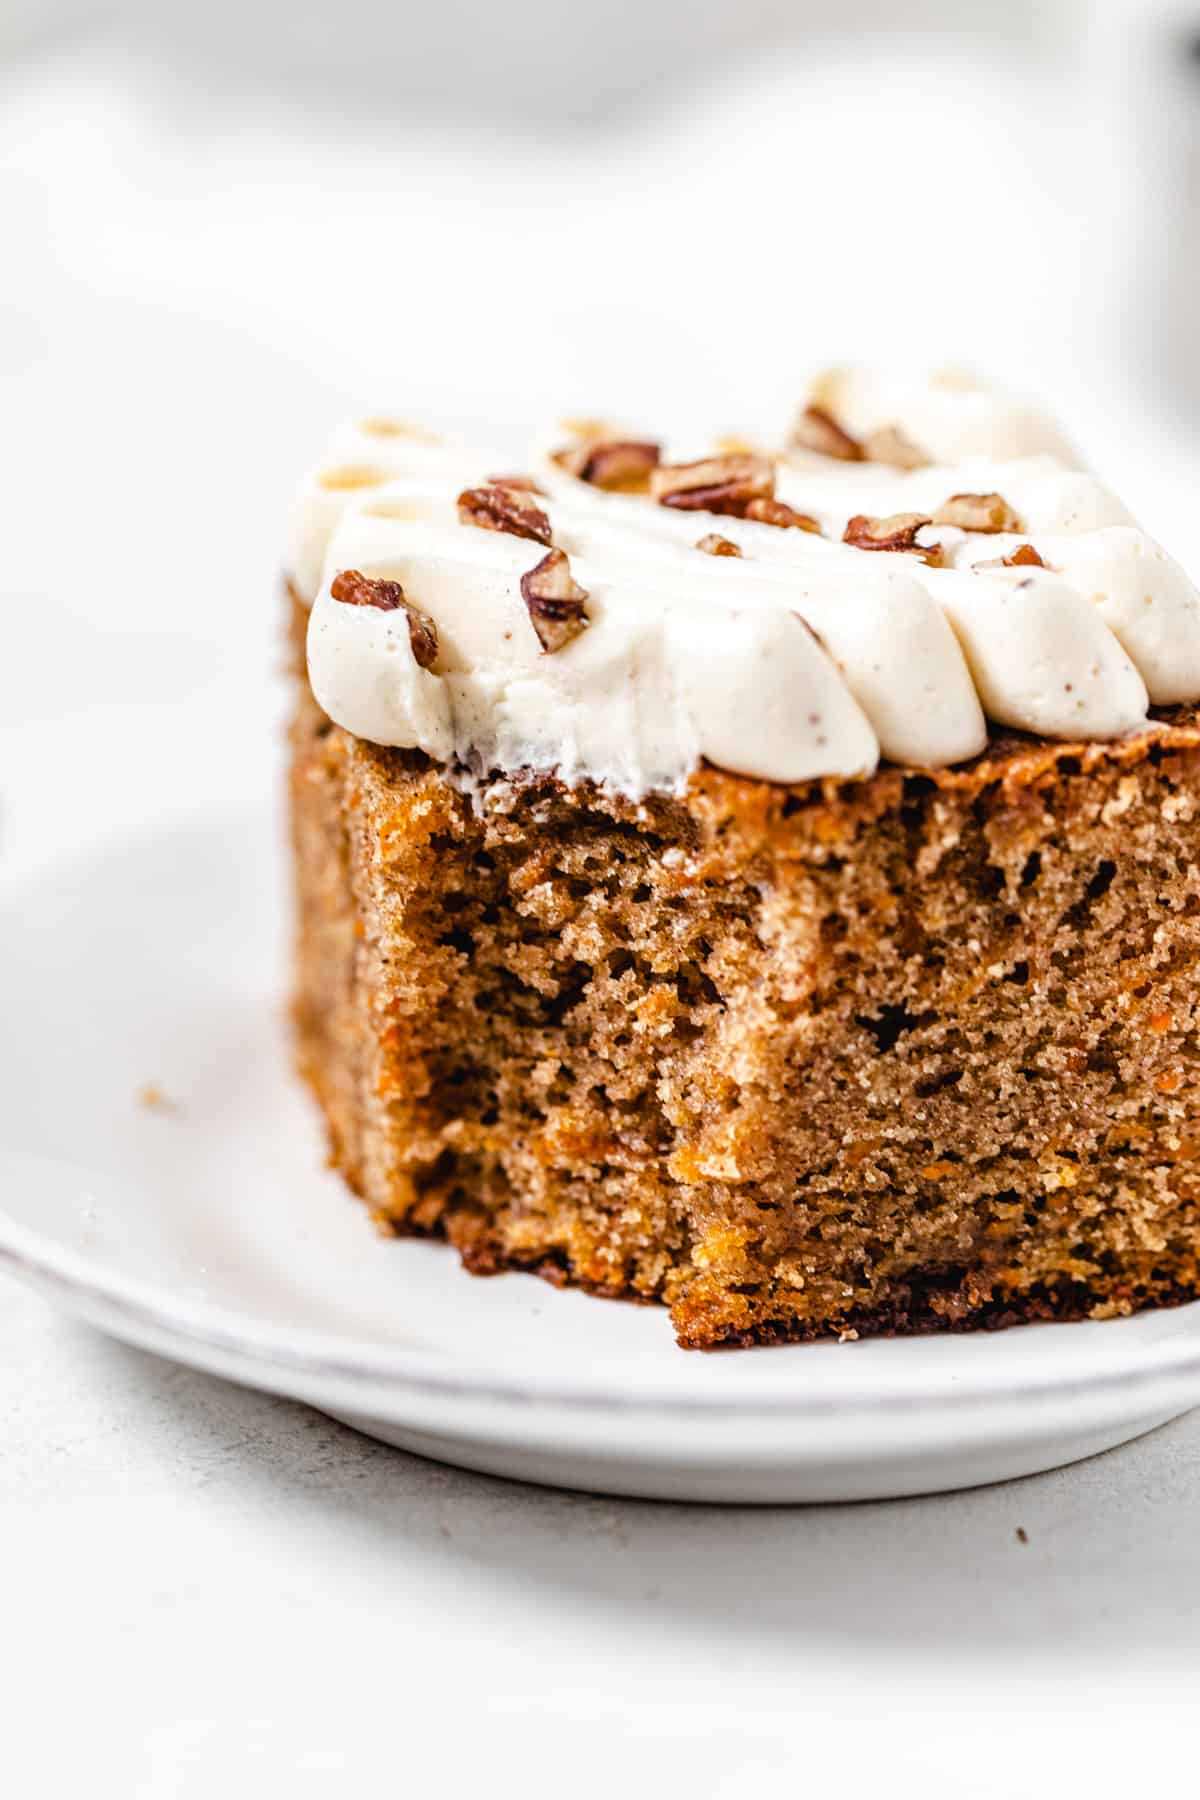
[285,367,1200,1347]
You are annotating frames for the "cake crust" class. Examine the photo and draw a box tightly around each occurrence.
[288,588,1200,1347]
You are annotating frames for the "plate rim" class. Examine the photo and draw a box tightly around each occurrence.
[6,805,1200,1428]
[5,1149,1200,1420]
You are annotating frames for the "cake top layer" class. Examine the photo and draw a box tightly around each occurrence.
[287,369,1200,796]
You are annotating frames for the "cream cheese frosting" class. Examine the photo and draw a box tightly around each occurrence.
[285,417,508,602]
[798,365,1080,466]
[308,509,879,789]
[289,372,1200,797]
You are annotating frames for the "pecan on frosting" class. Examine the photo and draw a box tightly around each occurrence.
[933,492,1023,533]
[330,569,439,669]
[520,549,590,653]
[860,424,931,469]
[696,533,743,557]
[976,542,1046,570]
[843,512,944,566]
[554,438,661,492]
[789,404,864,462]
[650,452,775,515]
[458,482,553,546]
[743,497,822,533]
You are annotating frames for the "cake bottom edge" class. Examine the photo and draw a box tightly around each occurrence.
[296,1052,1200,1350]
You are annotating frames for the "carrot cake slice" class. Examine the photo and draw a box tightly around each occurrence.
[285,370,1200,1348]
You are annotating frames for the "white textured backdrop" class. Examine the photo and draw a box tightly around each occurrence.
[3,17,1200,1795]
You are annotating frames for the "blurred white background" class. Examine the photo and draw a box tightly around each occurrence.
[2,5,1200,1795]
[2,0,1199,807]
[2,0,1198,829]
[5,0,1200,428]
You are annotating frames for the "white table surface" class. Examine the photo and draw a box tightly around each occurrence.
[4,1282,1200,1796]
[3,33,1199,1795]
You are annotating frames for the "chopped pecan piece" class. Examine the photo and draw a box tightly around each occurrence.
[976,542,1046,571]
[486,473,549,496]
[330,568,404,611]
[696,533,743,557]
[330,569,439,669]
[843,512,944,566]
[932,491,1023,533]
[789,404,863,462]
[458,482,552,546]
[520,549,590,654]
[861,424,931,470]
[554,438,661,492]
[650,452,775,514]
[743,497,822,533]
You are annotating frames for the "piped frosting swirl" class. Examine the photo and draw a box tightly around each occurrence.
[287,371,1200,796]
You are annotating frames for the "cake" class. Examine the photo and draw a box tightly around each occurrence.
[286,370,1200,1348]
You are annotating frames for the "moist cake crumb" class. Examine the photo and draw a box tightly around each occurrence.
[289,588,1200,1347]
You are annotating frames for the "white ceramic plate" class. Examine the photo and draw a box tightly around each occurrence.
[3,806,1200,1503]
